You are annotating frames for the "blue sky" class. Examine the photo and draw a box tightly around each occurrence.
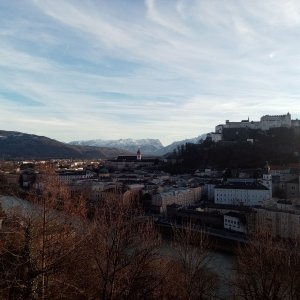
[1,0,300,145]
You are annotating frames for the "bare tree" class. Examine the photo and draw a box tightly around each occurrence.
[231,229,300,300]
[73,192,166,300]
[285,239,300,300]
[0,170,168,299]
[0,167,88,299]
[1,167,222,299]
[165,222,219,300]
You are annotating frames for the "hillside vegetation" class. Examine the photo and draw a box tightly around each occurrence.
[167,127,300,172]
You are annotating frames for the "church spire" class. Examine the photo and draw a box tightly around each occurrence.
[137,148,142,160]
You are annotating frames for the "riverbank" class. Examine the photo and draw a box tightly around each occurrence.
[160,234,235,300]
[157,221,244,254]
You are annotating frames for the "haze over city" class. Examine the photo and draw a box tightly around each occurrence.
[1,0,300,145]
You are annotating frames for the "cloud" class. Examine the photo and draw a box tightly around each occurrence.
[0,0,300,145]
[145,0,190,35]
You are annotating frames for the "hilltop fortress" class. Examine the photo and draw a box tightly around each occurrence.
[207,113,300,142]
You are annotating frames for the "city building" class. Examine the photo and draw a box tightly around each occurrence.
[106,153,158,170]
[151,186,201,214]
[57,170,96,183]
[255,205,300,240]
[214,181,271,206]
[224,212,247,233]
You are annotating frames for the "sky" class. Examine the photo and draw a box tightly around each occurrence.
[1,0,300,146]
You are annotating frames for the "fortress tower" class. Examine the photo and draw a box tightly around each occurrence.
[260,113,291,130]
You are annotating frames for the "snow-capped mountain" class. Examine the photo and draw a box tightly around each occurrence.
[70,138,163,155]
[70,134,207,156]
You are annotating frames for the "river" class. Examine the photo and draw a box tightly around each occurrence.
[159,225,236,299]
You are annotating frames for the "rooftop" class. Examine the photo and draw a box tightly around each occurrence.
[216,182,268,190]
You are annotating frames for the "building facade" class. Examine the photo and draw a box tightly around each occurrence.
[255,206,300,240]
[151,187,201,214]
[224,212,247,233]
[214,182,271,206]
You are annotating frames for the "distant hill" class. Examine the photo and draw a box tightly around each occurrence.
[0,131,131,160]
[155,134,207,156]
[70,134,207,156]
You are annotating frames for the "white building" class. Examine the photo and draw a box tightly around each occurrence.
[214,181,271,206]
[260,174,272,199]
[260,113,291,130]
[224,212,247,233]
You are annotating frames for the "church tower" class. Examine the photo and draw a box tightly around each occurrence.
[261,161,272,199]
[137,148,142,160]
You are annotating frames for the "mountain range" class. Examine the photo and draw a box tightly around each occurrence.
[69,139,163,155]
[0,130,206,159]
[70,134,207,156]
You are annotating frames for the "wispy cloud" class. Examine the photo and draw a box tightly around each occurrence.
[0,0,300,145]
[145,0,190,35]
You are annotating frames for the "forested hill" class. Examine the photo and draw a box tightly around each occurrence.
[166,127,300,172]
[0,130,131,160]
